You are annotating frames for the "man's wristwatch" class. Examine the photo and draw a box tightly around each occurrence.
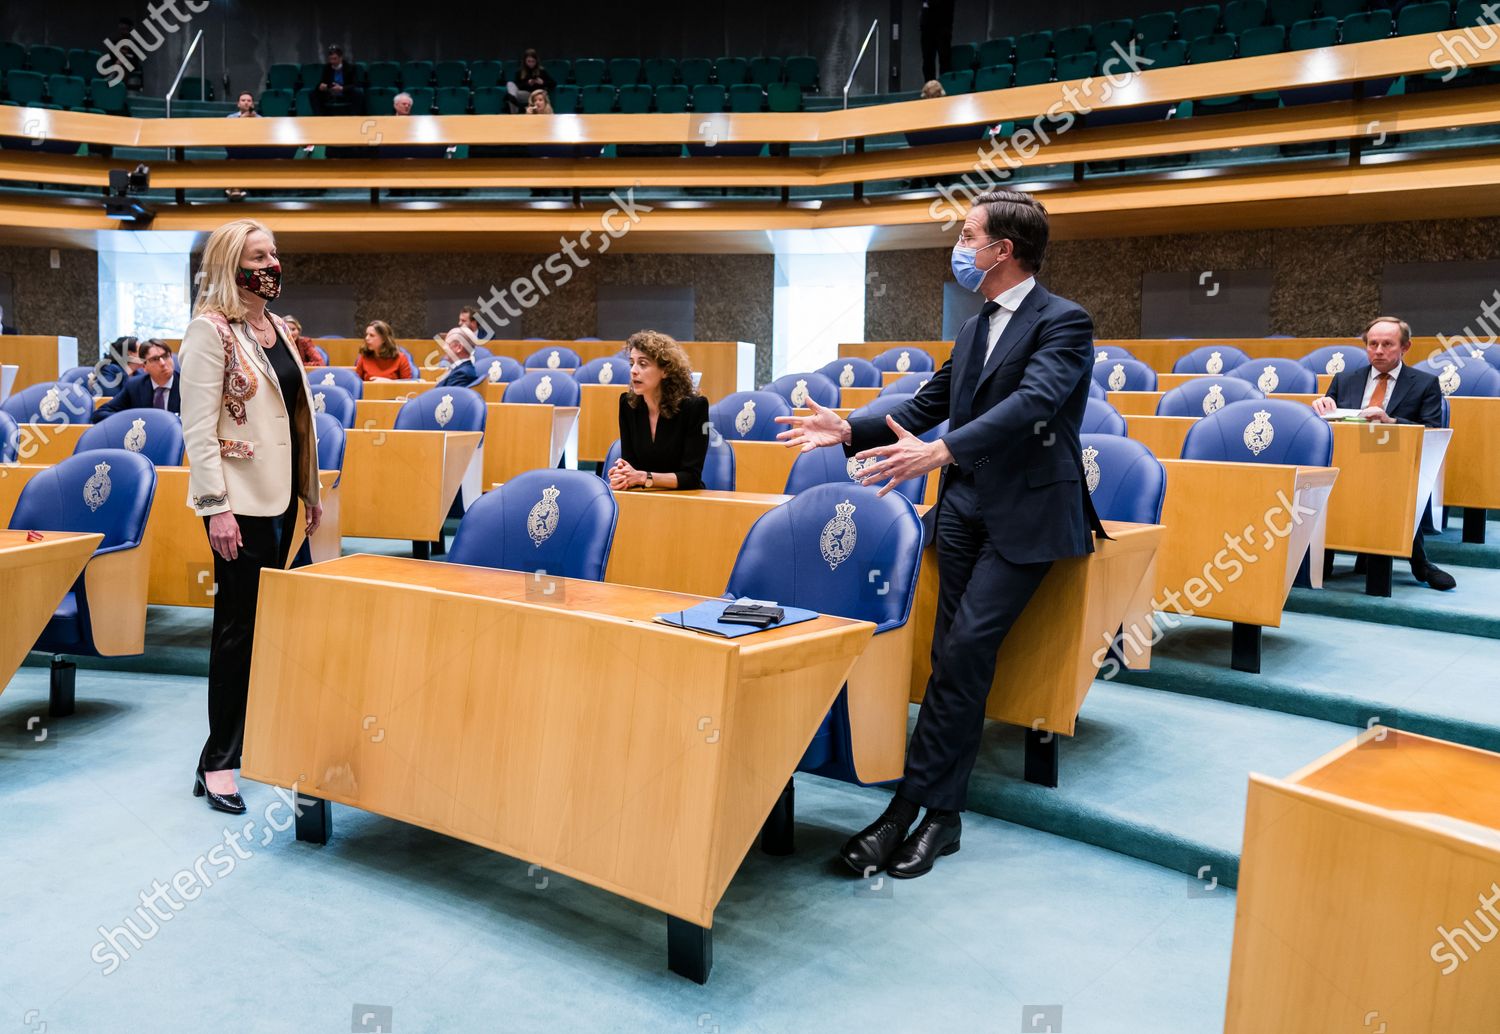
[644,471,654,489]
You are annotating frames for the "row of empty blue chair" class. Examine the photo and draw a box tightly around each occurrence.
[1096,345,1500,396]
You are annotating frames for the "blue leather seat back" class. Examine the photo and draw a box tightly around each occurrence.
[1080,433,1166,524]
[9,448,157,550]
[849,393,948,445]
[725,483,924,632]
[1425,351,1500,397]
[1092,344,1137,365]
[1082,397,1127,435]
[448,468,618,580]
[574,356,629,385]
[307,383,356,428]
[871,347,934,373]
[709,390,793,442]
[768,371,840,409]
[2,381,97,425]
[503,371,582,406]
[59,365,109,397]
[0,411,17,463]
[1156,376,1264,417]
[881,371,935,396]
[784,440,926,505]
[603,438,621,470]
[1299,344,1364,376]
[475,355,525,385]
[314,412,346,484]
[1091,357,1158,392]
[1182,398,1333,465]
[1173,345,1250,374]
[816,356,882,388]
[397,347,419,378]
[1088,379,1106,400]
[395,386,487,432]
[307,366,364,399]
[1228,357,1317,394]
[75,409,185,465]
[524,346,582,370]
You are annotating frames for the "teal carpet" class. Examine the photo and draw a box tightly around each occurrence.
[1286,560,1500,638]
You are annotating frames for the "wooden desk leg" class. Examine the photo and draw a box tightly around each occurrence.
[1365,556,1393,598]
[1023,729,1059,788]
[1462,506,1487,544]
[1231,622,1261,674]
[49,656,75,716]
[759,779,795,856]
[295,793,332,844]
[412,541,430,561]
[1322,550,1335,582]
[667,916,712,984]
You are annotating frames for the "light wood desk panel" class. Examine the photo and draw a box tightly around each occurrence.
[1125,415,1197,459]
[359,379,436,402]
[1226,728,1500,1033]
[1325,423,1450,557]
[1443,396,1500,510]
[838,387,882,409]
[728,441,799,495]
[14,423,89,465]
[340,430,481,540]
[483,404,578,488]
[0,336,76,391]
[1106,391,1163,416]
[242,555,871,980]
[0,529,100,695]
[578,384,629,464]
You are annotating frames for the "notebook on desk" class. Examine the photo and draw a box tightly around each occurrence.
[654,598,819,639]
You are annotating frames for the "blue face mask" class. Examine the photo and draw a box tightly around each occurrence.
[951,240,1003,292]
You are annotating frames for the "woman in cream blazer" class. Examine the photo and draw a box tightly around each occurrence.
[179,217,321,815]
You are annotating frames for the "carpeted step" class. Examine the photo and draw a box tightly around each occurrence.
[1284,561,1500,639]
[1424,521,1500,569]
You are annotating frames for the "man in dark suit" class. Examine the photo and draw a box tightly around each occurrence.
[311,45,363,116]
[778,190,1103,879]
[434,327,481,388]
[93,338,180,422]
[1312,316,1454,590]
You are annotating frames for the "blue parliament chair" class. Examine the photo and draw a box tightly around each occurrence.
[58,365,112,397]
[312,345,331,365]
[848,393,950,444]
[0,410,17,462]
[8,448,157,715]
[816,357,882,389]
[308,383,357,428]
[74,409,184,466]
[1181,398,1333,465]
[574,356,630,385]
[524,346,582,370]
[1088,379,1107,400]
[1299,344,1364,377]
[448,468,618,581]
[503,371,582,407]
[723,483,924,790]
[1091,357,1158,392]
[710,390,793,442]
[1173,345,1251,374]
[2,381,97,425]
[397,347,420,378]
[476,355,525,385]
[783,435,927,505]
[1079,433,1166,524]
[767,371,839,409]
[314,412,347,486]
[1431,357,1500,397]
[870,347,934,374]
[308,366,364,399]
[1082,397,1128,435]
[1092,344,1137,365]
[394,386,487,433]
[1156,376,1264,416]
[603,432,737,491]
[1227,357,1317,395]
[880,371,934,396]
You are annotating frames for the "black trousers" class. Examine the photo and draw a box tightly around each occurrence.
[920,0,956,83]
[898,477,1053,812]
[200,502,297,772]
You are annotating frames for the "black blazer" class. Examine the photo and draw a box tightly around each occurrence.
[435,359,480,388]
[618,393,710,490]
[847,282,1103,565]
[92,371,180,422]
[1325,363,1443,428]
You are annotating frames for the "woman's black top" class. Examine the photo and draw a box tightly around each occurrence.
[617,393,711,491]
[264,330,306,498]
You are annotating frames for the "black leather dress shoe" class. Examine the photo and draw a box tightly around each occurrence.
[887,812,962,879]
[839,814,913,876]
[194,767,247,815]
[1413,563,1457,591]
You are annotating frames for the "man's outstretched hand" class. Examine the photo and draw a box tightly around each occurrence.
[854,415,954,498]
[775,397,851,452]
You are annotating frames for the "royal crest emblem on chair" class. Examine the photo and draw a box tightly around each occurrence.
[1257,365,1279,393]
[1203,383,1225,415]
[84,460,112,512]
[734,400,756,436]
[434,394,454,427]
[790,379,809,407]
[1206,350,1224,374]
[39,387,61,420]
[535,375,553,403]
[320,371,336,386]
[313,391,327,414]
[527,485,561,546]
[1326,351,1346,374]
[838,363,855,387]
[1244,409,1275,456]
[819,499,857,571]
[1107,363,1126,391]
[546,350,561,369]
[1439,362,1461,396]
[124,418,148,452]
[598,362,614,384]
[896,351,911,373]
[488,362,504,383]
[846,455,875,482]
[1082,445,1101,493]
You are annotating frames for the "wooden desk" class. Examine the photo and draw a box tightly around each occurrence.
[728,441,799,495]
[482,403,579,488]
[577,384,629,464]
[0,529,100,697]
[1226,728,1500,1033]
[1154,459,1338,672]
[353,399,402,430]
[1106,391,1163,416]
[339,430,482,545]
[908,520,1162,784]
[242,554,872,982]
[838,386,882,409]
[1443,396,1500,543]
[0,336,76,391]
[14,423,89,464]
[1325,423,1450,566]
[1125,415,1197,458]
[359,379,435,402]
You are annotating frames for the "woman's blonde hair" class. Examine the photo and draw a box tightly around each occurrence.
[283,314,302,335]
[528,89,552,113]
[361,320,398,359]
[193,218,275,322]
[623,330,696,418]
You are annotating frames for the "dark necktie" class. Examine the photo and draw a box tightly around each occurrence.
[153,385,168,410]
[953,300,1001,429]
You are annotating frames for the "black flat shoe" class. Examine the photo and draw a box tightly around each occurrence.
[839,813,914,876]
[888,812,962,879]
[194,767,247,814]
[1413,563,1456,591]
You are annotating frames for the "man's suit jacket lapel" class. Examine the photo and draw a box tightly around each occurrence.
[1384,368,1413,417]
[948,310,988,423]
[973,284,1047,396]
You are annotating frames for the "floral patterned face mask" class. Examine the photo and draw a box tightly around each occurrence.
[235,263,282,300]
